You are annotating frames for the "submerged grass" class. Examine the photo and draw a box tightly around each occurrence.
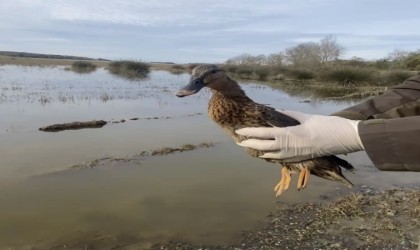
[149,142,214,156]
[66,142,215,170]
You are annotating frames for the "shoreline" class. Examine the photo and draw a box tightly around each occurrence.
[153,187,419,250]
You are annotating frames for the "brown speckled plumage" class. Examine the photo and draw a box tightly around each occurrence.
[177,64,354,194]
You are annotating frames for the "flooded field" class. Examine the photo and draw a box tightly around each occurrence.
[0,66,418,249]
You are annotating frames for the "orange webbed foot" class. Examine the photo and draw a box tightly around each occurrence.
[274,167,292,197]
[297,166,310,190]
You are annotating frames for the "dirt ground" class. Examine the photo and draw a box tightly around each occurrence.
[44,187,419,250]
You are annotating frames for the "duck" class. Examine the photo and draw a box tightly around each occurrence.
[176,64,354,196]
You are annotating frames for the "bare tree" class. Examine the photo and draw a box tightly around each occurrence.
[387,49,410,68]
[226,53,267,65]
[266,52,284,66]
[318,35,344,65]
[284,35,344,68]
[284,42,320,68]
[387,49,409,62]
[225,53,254,65]
[253,54,267,65]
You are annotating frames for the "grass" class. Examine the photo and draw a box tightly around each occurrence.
[107,60,150,79]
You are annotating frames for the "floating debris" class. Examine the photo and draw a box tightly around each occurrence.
[39,113,203,132]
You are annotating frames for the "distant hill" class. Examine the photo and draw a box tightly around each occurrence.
[0,51,110,61]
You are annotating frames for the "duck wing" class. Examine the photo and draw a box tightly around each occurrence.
[239,102,300,128]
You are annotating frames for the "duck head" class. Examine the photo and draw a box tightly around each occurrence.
[176,64,225,97]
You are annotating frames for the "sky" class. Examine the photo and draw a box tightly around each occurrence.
[1,0,419,63]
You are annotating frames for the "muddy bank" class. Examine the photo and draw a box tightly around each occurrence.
[153,187,419,250]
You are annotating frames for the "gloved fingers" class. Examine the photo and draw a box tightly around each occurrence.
[235,127,281,139]
[259,151,282,159]
[236,139,279,151]
[259,152,312,162]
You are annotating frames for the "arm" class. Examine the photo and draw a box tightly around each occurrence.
[358,116,420,171]
[332,75,420,120]
[236,75,420,172]
[335,74,420,171]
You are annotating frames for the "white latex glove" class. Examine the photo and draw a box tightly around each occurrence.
[236,110,365,162]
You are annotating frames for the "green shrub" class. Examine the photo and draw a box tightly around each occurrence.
[70,61,97,73]
[107,60,150,78]
[380,70,417,85]
[222,64,239,74]
[285,68,314,80]
[405,55,420,70]
[234,64,254,77]
[323,67,374,85]
[268,66,287,76]
[374,59,391,70]
[253,65,270,80]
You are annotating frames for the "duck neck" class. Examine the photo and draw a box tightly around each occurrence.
[211,77,251,101]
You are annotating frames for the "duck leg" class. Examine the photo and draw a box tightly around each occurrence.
[297,165,310,190]
[274,166,292,197]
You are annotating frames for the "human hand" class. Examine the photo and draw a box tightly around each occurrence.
[236,110,364,162]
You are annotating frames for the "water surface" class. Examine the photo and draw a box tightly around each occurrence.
[0,66,418,248]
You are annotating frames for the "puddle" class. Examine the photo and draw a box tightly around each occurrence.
[0,65,418,248]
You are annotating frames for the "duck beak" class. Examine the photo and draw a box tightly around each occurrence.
[176,77,205,97]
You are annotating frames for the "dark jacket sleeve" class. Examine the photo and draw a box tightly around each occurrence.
[332,75,420,171]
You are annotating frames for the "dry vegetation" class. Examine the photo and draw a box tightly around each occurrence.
[150,62,202,74]
[223,36,420,87]
[69,60,97,73]
[107,60,150,78]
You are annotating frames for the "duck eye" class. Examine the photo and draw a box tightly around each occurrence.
[194,79,201,85]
